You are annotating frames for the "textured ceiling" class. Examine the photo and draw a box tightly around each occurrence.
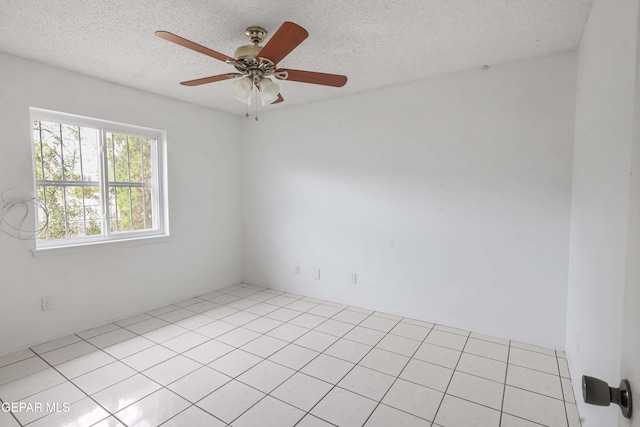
[0,0,593,116]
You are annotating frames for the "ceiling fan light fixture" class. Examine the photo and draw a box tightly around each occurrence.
[259,77,280,105]
[232,76,253,104]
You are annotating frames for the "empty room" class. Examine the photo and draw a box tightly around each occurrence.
[0,0,638,426]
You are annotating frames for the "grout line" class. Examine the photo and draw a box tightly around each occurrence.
[498,339,511,426]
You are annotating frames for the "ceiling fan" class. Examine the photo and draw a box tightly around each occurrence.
[155,22,348,107]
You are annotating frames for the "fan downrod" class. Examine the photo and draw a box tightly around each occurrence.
[245,26,267,45]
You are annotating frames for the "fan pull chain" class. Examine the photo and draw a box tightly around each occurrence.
[255,89,259,121]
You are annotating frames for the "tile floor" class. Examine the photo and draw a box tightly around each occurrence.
[0,284,581,427]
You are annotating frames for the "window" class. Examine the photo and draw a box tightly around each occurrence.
[30,108,168,249]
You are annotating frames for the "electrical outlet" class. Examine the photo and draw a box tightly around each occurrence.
[313,269,321,280]
[350,273,357,284]
[41,297,53,311]
[294,264,300,275]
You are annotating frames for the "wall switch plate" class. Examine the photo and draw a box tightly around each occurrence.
[350,273,357,284]
[41,297,52,311]
[313,269,321,280]
[294,264,300,275]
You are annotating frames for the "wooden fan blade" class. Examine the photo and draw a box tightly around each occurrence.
[258,22,308,65]
[180,73,241,86]
[275,69,347,87]
[271,93,284,104]
[155,31,234,63]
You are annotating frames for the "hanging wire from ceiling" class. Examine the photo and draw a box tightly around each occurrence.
[0,188,49,240]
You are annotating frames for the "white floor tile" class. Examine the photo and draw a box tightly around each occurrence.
[31,335,81,354]
[202,305,240,319]
[271,372,333,411]
[434,394,500,427]
[413,343,461,369]
[509,348,559,375]
[0,367,66,402]
[265,307,303,322]
[400,359,454,392]
[503,385,568,427]
[175,297,204,307]
[390,322,431,341]
[402,318,434,328]
[456,352,507,383]
[121,344,176,371]
[365,404,431,427]
[266,295,298,307]
[208,349,263,377]
[233,395,305,427]
[54,350,116,378]
[183,339,235,364]
[338,365,396,401]
[294,330,339,352]
[325,338,372,363]
[102,336,155,359]
[286,299,320,312]
[360,315,399,332]
[372,311,402,321]
[424,330,468,351]
[297,414,335,426]
[307,304,343,318]
[558,357,570,378]
[0,407,20,427]
[289,313,327,329]
[433,324,470,336]
[343,326,386,346]
[115,388,190,426]
[301,354,355,384]
[39,341,97,366]
[566,402,581,427]
[311,387,378,427]
[470,332,510,346]
[511,341,556,356]
[125,316,170,334]
[500,413,543,427]
[194,320,237,338]
[158,308,198,323]
[217,327,261,347]
[196,380,265,424]
[222,310,260,326]
[87,328,137,349]
[314,319,354,337]
[561,377,576,403]
[0,349,35,368]
[209,294,241,305]
[244,302,279,315]
[13,381,85,425]
[27,397,109,427]
[76,323,121,339]
[464,338,509,362]
[142,324,189,343]
[236,359,295,393]
[240,335,288,358]
[359,348,410,376]
[446,371,504,410]
[268,344,320,370]
[167,366,231,402]
[382,379,443,421]
[332,310,369,325]
[376,334,421,357]
[162,331,210,353]
[114,313,152,327]
[184,300,219,314]
[72,361,136,394]
[507,364,563,399]
[347,306,375,315]
[163,406,226,427]
[243,316,283,334]
[92,374,161,413]
[143,355,201,385]
[267,323,310,342]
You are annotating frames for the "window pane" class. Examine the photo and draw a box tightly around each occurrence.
[41,186,66,240]
[80,126,100,183]
[61,124,81,181]
[39,121,63,181]
[83,186,101,236]
[65,187,85,237]
[142,138,153,183]
[144,188,153,229]
[106,133,130,183]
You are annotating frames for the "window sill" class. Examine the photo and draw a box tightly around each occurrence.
[32,234,172,258]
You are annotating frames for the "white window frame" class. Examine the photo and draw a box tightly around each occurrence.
[29,108,170,256]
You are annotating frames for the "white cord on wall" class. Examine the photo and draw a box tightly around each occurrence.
[0,188,49,240]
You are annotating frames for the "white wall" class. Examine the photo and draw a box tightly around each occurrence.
[242,52,577,348]
[565,0,640,426]
[0,53,243,355]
